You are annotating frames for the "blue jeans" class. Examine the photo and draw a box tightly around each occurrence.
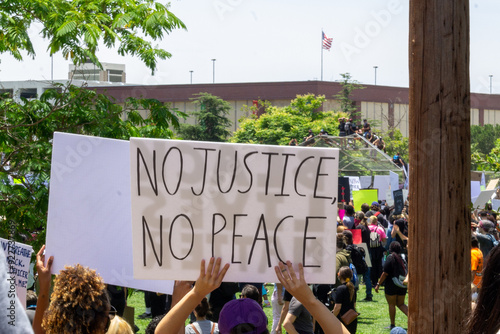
[364,266,373,298]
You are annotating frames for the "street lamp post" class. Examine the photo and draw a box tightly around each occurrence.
[374,66,378,85]
[211,59,216,83]
[489,75,493,94]
[190,70,193,84]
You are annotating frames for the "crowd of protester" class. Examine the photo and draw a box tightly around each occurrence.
[3,195,500,333]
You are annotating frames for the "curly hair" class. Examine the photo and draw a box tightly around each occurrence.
[42,264,110,334]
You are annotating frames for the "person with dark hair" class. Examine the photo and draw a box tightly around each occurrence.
[465,244,500,334]
[375,241,408,330]
[333,266,358,334]
[475,219,498,259]
[368,215,387,288]
[283,295,314,334]
[360,203,370,214]
[342,205,355,229]
[185,297,218,334]
[241,284,260,303]
[336,234,351,288]
[145,315,165,334]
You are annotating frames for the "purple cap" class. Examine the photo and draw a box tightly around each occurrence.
[218,298,268,334]
[371,201,380,207]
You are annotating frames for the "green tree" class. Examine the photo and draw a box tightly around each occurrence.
[471,124,500,155]
[0,85,186,249]
[1,0,185,72]
[334,73,365,118]
[231,94,345,146]
[383,129,409,162]
[176,93,232,142]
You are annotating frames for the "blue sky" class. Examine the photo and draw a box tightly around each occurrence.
[1,0,499,93]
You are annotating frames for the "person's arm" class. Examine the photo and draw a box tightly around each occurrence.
[283,313,299,334]
[275,299,289,334]
[374,272,389,293]
[33,245,54,334]
[277,283,284,305]
[332,303,342,317]
[275,262,350,334]
[155,258,229,334]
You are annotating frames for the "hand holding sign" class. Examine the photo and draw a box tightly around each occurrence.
[193,258,230,299]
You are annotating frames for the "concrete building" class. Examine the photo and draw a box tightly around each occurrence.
[69,60,126,83]
[90,81,500,135]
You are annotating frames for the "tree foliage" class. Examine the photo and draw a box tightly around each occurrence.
[471,124,500,156]
[176,93,232,142]
[0,0,186,72]
[0,84,185,249]
[231,94,345,146]
[383,129,409,162]
[334,73,365,118]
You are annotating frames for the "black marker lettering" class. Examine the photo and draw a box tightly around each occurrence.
[137,148,158,196]
[294,156,314,197]
[212,213,227,257]
[262,152,279,195]
[162,147,183,195]
[274,215,293,263]
[142,215,162,266]
[217,150,238,193]
[169,214,194,260]
[248,214,271,267]
[276,153,295,197]
[238,151,258,194]
[191,148,216,196]
[302,216,324,268]
[313,157,336,201]
[231,214,247,264]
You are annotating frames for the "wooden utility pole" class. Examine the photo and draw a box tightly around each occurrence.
[408,1,470,333]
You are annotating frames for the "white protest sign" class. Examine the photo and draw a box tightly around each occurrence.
[359,176,372,189]
[130,138,339,283]
[47,133,173,294]
[390,171,399,192]
[348,177,361,199]
[0,238,32,309]
[385,190,394,206]
[373,175,390,201]
[472,190,496,209]
[492,199,500,211]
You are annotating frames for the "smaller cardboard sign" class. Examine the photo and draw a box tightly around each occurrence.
[1,238,33,308]
[390,171,399,192]
[373,175,390,200]
[359,176,372,189]
[349,177,361,198]
[491,199,500,211]
[349,229,362,244]
[473,190,496,209]
[486,179,499,190]
[357,243,372,267]
[352,189,378,212]
[393,189,405,215]
[338,177,351,204]
[385,190,394,206]
[339,209,346,221]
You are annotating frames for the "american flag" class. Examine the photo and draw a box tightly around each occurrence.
[322,31,333,51]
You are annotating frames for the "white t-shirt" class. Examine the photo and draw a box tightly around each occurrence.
[185,320,219,334]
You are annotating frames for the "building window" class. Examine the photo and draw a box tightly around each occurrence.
[19,88,37,99]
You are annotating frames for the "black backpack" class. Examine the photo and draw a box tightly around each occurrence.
[346,244,368,275]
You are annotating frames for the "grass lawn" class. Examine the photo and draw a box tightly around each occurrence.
[127,283,408,333]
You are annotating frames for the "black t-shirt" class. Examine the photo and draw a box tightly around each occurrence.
[357,224,370,244]
[383,253,406,280]
[394,219,408,249]
[284,290,293,302]
[333,284,355,318]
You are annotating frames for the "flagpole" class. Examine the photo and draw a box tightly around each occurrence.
[321,30,324,81]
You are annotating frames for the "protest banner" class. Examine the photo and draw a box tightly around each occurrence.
[486,179,499,190]
[47,133,174,294]
[352,189,378,212]
[390,171,399,192]
[130,138,339,283]
[1,238,32,308]
[359,176,372,189]
[385,189,394,206]
[348,177,361,198]
[373,175,390,200]
[393,189,405,215]
[472,190,496,209]
[338,177,350,204]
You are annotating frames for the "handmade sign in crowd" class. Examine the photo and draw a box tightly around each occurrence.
[47,133,339,287]
[1,238,32,308]
[130,138,339,283]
